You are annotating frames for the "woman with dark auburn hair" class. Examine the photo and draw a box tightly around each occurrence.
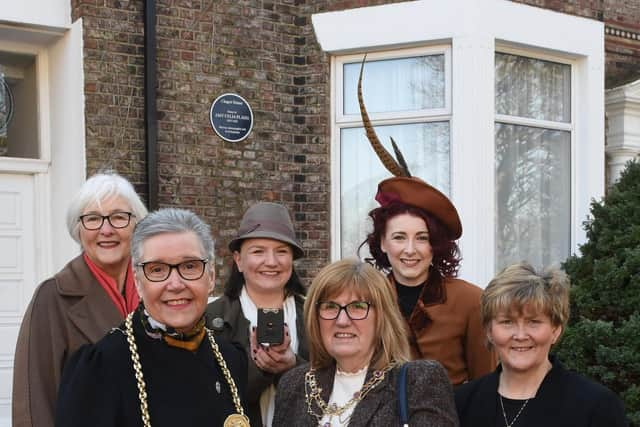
[206,202,308,427]
[357,57,495,385]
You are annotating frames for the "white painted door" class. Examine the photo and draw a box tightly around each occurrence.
[0,173,36,427]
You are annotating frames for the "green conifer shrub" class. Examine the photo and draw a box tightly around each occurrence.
[555,160,640,425]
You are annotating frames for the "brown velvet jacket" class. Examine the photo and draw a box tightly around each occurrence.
[391,274,496,385]
[12,255,123,427]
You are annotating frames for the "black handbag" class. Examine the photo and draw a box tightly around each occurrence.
[397,363,409,427]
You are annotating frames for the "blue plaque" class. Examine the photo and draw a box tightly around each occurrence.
[209,93,253,142]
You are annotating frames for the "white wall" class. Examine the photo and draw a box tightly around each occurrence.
[606,79,640,186]
[1,0,71,29]
[0,15,85,427]
[48,19,86,271]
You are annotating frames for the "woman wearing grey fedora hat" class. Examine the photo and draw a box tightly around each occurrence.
[206,202,308,427]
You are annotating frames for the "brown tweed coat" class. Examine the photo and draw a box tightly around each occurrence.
[273,359,459,427]
[12,255,123,427]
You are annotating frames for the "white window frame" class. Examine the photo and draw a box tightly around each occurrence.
[493,45,577,269]
[332,46,452,259]
[0,21,87,275]
[313,0,604,286]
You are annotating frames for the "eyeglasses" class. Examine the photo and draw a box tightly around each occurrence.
[136,259,209,282]
[317,301,372,320]
[79,212,134,230]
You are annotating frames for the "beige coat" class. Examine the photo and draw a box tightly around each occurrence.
[12,255,123,427]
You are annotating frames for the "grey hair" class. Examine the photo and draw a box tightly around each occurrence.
[131,208,215,266]
[66,170,148,244]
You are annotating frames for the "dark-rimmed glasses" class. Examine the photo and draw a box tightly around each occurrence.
[136,259,209,282]
[79,212,134,230]
[317,301,371,320]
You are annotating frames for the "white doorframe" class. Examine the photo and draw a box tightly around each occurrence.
[0,19,85,427]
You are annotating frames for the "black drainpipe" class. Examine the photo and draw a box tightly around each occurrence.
[144,0,159,210]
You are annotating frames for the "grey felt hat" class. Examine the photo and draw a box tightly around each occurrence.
[228,202,304,259]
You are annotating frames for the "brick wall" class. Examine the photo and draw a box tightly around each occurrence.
[71,0,639,288]
[71,0,147,197]
[71,0,332,288]
[512,0,640,88]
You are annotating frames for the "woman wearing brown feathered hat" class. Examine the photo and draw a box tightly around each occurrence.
[357,58,496,385]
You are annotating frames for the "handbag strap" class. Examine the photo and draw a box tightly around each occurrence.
[397,363,409,427]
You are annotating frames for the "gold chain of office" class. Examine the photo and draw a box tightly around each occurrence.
[124,312,250,427]
[304,362,395,424]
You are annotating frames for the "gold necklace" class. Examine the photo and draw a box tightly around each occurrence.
[499,394,529,427]
[304,363,395,426]
[124,312,250,427]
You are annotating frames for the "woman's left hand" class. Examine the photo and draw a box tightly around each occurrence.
[250,324,297,374]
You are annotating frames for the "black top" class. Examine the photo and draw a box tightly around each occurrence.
[495,395,532,427]
[395,281,425,318]
[55,310,248,427]
[455,356,628,427]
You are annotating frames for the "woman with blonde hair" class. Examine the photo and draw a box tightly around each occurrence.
[455,262,627,427]
[274,259,458,426]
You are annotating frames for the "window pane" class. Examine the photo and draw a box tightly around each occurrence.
[0,51,39,158]
[341,122,450,258]
[343,55,445,115]
[495,53,570,123]
[495,123,570,271]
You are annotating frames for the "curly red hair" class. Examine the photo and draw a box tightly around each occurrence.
[359,201,461,278]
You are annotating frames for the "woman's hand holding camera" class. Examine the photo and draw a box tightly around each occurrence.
[250,325,296,374]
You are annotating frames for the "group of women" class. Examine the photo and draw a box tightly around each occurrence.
[12,62,628,427]
[13,166,628,427]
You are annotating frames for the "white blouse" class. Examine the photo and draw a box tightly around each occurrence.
[319,366,368,427]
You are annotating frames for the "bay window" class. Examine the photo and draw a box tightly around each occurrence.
[314,0,603,285]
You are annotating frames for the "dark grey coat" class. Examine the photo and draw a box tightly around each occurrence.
[273,359,459,427]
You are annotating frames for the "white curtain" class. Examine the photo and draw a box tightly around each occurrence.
[495,53,571,122]
[495,53,571,271]
[341,123,450,258]
[343,54,445,115]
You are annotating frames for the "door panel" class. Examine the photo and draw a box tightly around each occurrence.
[0,173,35,426]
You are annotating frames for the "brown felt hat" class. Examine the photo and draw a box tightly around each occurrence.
[228,202,304,259]
[375,176,462,240]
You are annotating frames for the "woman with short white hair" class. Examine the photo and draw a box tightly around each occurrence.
[13,170,147,427]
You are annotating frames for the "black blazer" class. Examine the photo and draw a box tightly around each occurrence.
[274,360,459,427]
[455,356,628,427]
[55,309,248,427]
